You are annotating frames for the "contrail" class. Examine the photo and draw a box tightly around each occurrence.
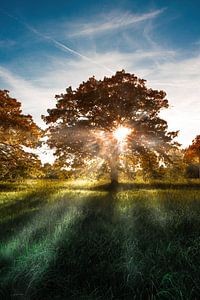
[0,9,114,74]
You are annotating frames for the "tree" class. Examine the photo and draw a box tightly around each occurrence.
[41,162,72,179]
[0,90,42,179]
[43,70,178,185]
[164,148,186,180]
[184,135,200,178]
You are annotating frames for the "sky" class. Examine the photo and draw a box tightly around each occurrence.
[0,0,200,162]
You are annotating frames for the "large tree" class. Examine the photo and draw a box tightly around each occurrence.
[43,70,178,184]
[0,90,42,179]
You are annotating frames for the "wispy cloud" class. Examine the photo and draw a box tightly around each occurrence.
[69,9,165,37]
[0,66,54,126]
[0,48,173,125]
[146,55,200,147]
[0,65,57,163]
[0,9,114,74]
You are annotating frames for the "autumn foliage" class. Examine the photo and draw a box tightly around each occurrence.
[185,135,200,163]
[0,90,42,179]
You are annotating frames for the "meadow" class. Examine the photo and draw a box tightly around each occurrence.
[0,179,200,300]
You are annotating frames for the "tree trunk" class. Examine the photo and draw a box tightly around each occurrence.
[110,160,118,184]
[110,146,119,187]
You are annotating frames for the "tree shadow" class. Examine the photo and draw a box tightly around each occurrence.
[0,191,89,298]
[3,191,130,300]
[121,193,200,299]
[0,188,55,242]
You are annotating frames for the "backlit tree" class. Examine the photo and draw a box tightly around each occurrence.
[0,90,42,179]
[43,70,178,184]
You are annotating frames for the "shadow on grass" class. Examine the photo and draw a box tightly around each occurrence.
[1,185,200,299]
[0,188,56,242]
[123,193,200,300]
[0,192,130,300]
[34,194,122,299]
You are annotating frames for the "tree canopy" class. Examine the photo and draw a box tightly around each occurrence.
[43,70,179,183]
[0,90,42,179]
[185,135,200,163]
[184,135,200,178]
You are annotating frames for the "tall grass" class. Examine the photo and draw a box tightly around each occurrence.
[0,179,200,299]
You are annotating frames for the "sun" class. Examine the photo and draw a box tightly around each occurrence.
[113,126,131,142]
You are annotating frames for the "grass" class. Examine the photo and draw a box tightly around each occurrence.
[0,179,200,299]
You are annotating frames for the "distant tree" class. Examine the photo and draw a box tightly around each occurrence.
[165,148,186,180]
[0,90,42,179]
[43,70,179,185]
[184,135,200,178]
[41,162,72,179]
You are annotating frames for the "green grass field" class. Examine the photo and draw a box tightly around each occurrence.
[0,179,200,299]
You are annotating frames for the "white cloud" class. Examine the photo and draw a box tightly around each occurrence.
[0,48,174,123]
[0,66,54,127]
[145,55,200,147]
[0,66,57,164]
[69,9,165,37]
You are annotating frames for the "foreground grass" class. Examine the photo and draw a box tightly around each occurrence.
[0,179,200,299]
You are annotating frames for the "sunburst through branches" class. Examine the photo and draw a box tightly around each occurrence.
[113,126,132,143]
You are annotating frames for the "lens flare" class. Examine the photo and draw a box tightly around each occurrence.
[113,126,131,142]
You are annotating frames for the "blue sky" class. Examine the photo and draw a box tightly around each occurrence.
[0,0,200,161]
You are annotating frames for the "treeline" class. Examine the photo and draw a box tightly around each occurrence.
[0,73,200,181]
